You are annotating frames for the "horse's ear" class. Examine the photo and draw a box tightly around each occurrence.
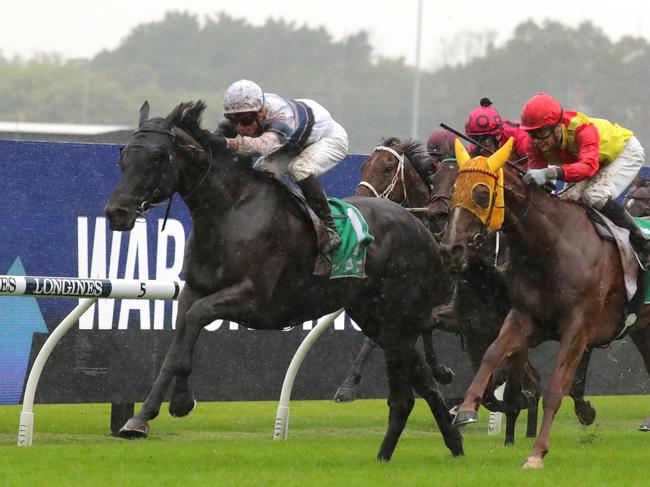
[455,139,470,168]
[487,137,513,173]
[139,101,150,127]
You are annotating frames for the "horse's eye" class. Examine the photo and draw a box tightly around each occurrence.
[383,164,393,174]
[472,184,491,209]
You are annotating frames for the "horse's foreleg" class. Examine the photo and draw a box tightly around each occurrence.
[568,346,596,425]
[524,326,590,469]
[501,349,529,446]
[453,310,530,427]
[119,287,201,438]
[120,280,259,439]
[333,337,378,402]
[411,351,464,456]
[422,332,454,385]
[524,362,542,438]
[377,344,416,461]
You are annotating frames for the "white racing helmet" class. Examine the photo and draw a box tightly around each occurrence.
[223,79,265,114]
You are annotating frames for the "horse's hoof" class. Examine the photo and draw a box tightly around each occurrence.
[639,419,650,432]
[433,366,454,385]
[522,456,544,469]
[333,387,355,403]
[575,401,596,426]
[376,452,392,462]
[169,394,197,417]
[452,410,478,427]
[118,418,149,439]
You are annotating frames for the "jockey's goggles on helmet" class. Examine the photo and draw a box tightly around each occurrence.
[225,111,258,126]
[474,134,498,145]
[529,126,556,141]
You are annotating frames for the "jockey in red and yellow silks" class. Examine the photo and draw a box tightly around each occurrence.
[525,110,634,181]
[520,92,650,268]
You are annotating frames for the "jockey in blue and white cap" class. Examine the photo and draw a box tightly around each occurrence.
[218,79,349,254]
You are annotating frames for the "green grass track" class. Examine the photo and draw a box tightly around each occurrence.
[1,396,648,486]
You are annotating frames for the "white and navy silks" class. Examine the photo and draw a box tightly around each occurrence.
[220,93,349,181]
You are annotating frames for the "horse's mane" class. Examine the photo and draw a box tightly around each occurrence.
[380,137,432,183]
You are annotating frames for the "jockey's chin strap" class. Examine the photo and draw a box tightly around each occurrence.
[356,146,407,203]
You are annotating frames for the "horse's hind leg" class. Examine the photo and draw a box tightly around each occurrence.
[334,337,378,403]
[568,346,596,425]
[629,326,650,431]
[411,351,464,456]
[377,344,417,461]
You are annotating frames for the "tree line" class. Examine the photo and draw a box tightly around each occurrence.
[1,12,649,153]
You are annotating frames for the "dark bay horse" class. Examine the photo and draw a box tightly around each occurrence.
[333,139,454,403]
[342,139,541,444]
[104,101,464,461]
[440,138,650,468]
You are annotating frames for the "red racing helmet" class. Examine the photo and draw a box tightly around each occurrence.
[426,129,458,156]
[520,92,563,131]
[465,98,503,136]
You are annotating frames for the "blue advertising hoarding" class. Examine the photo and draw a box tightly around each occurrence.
[1,139,649,407]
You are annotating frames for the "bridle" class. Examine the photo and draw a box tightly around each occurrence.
[125,126,212,229]
[356,145,407,204]
[426,157,456,217]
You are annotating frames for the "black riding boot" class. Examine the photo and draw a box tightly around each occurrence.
[600,199,650,269]
[297,175,341,254]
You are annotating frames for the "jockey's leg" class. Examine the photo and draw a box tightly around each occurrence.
[598,198,650,268]
[583,135,647,267]
[289,126,348,255]
[297,175,341,253]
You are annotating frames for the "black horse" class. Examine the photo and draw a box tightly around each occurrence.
[104,101,463,461]
[333,139,454,404]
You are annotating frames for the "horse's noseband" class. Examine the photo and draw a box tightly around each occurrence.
[356,145,406,203]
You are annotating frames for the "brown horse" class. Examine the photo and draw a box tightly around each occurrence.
[104,102,464,461]
[333,139,454,403]
[343,138,543,444]
[440,138,650,467]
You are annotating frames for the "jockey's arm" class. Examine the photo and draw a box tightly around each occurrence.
[227,131,284,157]
[561,124,600,181]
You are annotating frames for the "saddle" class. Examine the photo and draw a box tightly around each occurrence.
[287,189,374,278]
[584,206,648,340]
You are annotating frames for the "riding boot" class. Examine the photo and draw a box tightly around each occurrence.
[599,199,650,269]
[297,175,341,254]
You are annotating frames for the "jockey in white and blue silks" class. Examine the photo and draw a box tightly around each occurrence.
[217,79,349,254]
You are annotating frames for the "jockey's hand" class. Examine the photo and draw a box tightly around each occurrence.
[523,167,558,186]
[194,129,226,153]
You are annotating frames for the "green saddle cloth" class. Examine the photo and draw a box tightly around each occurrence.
[328,198,374,279]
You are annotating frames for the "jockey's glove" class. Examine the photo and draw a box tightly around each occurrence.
[523,166,562,186]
